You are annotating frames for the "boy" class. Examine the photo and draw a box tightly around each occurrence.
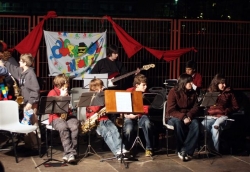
[124,74,153,157]
[47,74,79,163]
[85,78,129,160]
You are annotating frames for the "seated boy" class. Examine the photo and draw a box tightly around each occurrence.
[85,78,129,160]
[123,74,153,157]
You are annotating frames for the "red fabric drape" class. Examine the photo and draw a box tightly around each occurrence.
[15,11,57,57]
[144,47,165,60]
[105,16,197,60]
[162,47,198,62]
[105,16,143,58]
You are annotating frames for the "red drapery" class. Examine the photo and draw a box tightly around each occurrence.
[14,11,57,57]
[105,16,197,61]
[106,16,143,58]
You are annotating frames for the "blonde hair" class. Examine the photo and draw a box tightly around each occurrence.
[89,78,104,91]
[20,53,34,67]
[53,74,69,89]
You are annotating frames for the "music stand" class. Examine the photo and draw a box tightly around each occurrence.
[103,90,144,168]
[198,92,222,159]
[35,96,71,168]
[77,91,104,160]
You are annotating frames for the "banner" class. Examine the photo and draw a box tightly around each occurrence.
[44,30,106,77]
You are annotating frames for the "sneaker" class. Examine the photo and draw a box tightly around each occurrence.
[185,154,192,161]
[116,149,129,155]
[145,149,153,157]
[117,154,128,161]
[68,154,75,163]
[178,151,186,161]
[62,155,68,163]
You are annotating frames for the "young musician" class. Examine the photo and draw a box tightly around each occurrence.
[47,74,79,163]
[91,44,139,89]
[201,73,239,151]
[166,74,200,161]
[85,78,129,160]
[185,60,202,93]
[124,74,153,157]
[1,53,40,149]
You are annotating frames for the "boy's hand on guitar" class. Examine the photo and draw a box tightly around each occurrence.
[135,68,140,75]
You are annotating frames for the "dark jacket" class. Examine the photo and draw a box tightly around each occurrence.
[166,87,199,120]
[4,61,40,105]
[91,57,127,77]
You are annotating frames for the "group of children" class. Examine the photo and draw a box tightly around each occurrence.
[48,73,152,163]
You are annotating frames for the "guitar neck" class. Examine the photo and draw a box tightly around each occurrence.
[111,68,142,83]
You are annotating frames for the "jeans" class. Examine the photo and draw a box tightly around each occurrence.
[168,117,199,155]
[96,119,125,156]
[201,116,227,151]
[53,117,79,156]
[123,115,152,150]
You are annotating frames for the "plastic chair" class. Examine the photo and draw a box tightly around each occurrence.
[162,101,175,156]
[0,100,39,163]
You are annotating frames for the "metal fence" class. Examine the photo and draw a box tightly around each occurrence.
[1,15,250,91]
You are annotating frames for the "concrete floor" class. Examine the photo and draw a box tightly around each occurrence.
[1,132,250,172]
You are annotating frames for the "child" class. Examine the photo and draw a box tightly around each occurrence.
[86,78,129,160]
[47,74,79,163]
[1,53,40,149]
[124,74,153,157]
[202,74,239,151]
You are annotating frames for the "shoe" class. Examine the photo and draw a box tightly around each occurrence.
[116,149,129,155]
[67,154,75,163]
[145,149,153,157]
[62,155,68,163]
[117,154,128,161]
[178,151,186,161]
[184,154,192,161]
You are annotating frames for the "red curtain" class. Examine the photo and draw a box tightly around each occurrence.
[106,16,143,58]
[15,11,57,57]
[105,16,197,61]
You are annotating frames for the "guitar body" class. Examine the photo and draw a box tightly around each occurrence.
[107,64,155,88]
[108,78,117,87]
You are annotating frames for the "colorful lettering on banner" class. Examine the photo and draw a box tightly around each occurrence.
[44,30,107,77]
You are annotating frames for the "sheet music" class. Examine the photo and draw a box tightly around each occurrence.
[115,92,132,112]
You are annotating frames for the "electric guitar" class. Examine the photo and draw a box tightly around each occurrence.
[108,64,155,87]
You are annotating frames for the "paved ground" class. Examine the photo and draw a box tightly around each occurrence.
[1,131,250,172]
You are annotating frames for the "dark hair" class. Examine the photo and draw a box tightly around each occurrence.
[185,60,197,70]
[175,73,193,92]
[208,73,226,92]
[106,44,118,57]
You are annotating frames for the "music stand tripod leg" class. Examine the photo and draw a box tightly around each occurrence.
[79,128,101,162]
[35,126,63,168]
[198,109,222,159]
[129,119,154,160]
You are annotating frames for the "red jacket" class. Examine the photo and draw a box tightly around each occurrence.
[126,87,149,116]
[192,72,202,88]
[166,87,199,120]
[86,106,108,121]
[47,87,72,123]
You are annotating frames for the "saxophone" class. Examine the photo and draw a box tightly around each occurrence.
[10,75,24,105]
[81,107,106,134]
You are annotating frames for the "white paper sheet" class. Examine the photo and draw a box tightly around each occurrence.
[115,92,132,112]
